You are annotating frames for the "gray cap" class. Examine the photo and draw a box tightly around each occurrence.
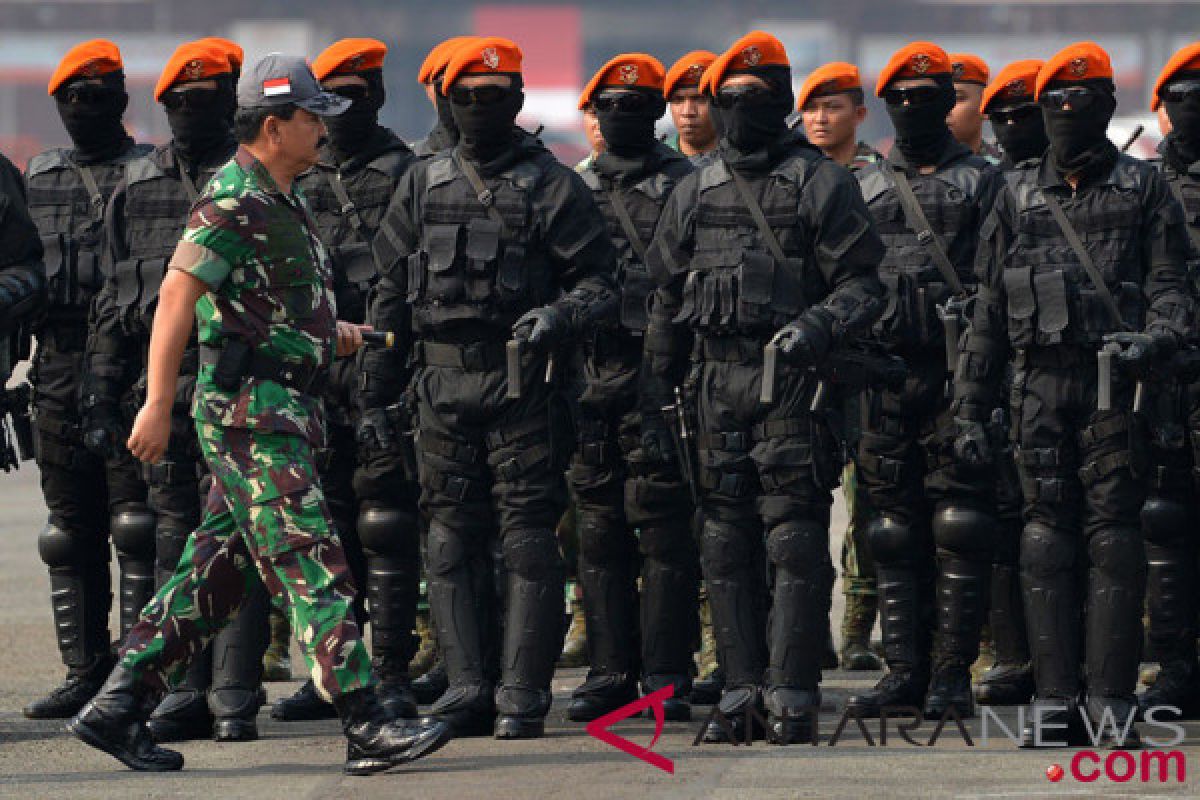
[237,53,350,116]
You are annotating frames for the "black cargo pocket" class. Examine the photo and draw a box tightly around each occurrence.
[674,271,700,326]
[1004,266,1035,347]
[336,242,377,285]
[737,250,774,328]
[497,243,527,298]
[1033,269,1067,344]
[465,218,502,273]
[619,264,653,331]
[425,223,461,302]
[138,258,168,309]
[113,258,140,308]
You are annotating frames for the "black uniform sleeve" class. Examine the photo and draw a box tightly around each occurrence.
[1140,168,1193,341]
[0,153,44,334]
[797,159,886,341]
[952,185,1015,420]
[535,164,619,334]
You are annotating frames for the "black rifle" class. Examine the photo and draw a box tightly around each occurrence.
[807,346,908,412]
[662,386,700,505]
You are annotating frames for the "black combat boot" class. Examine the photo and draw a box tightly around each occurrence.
[701,685,766,743]
[24,653,115,720]
[639,523,699,722]
[976,534,1034,705]
[975,662,1035,706]
[334,688,453,776]
[690,666,725,706]
[568,672,638,722]
[271,678,338,721]
[208,583,269,741]
[1020,695,1092,748]
[375,653,419,720]
[68,665,184,772]
[412,661,448,705]
[147,648,214,741]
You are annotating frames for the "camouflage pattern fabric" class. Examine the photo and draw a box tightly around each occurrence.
[119,423,373,701]
[181,146,336,445]
[840,462,877,597]
[848,141,883,173]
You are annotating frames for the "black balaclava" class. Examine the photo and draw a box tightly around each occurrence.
[323,68,387,163]
[717,64,793,156]
[449,74,524,165]
[434,78,460,142]
[886,74,956,166]
[990,98,1049,164]
[1042,78,1118,177]
[1163,70,1200,170]
[594,88,664,157]
[166,73,236,166]
[56,72,133,164]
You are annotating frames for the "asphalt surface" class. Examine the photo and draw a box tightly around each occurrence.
[2,458,1199,799]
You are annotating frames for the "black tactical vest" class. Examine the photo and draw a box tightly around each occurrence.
[25,143,150,335]
[581,149,691,334]
[676,154,820,337]
[404,152,558,333]
[1162,162,1200,269]
[299,148,412,325]
[856,154,991,349]
[112,146,228,332]
[1000,155,1156,349]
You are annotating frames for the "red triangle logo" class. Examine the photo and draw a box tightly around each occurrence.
[585,685,676,774]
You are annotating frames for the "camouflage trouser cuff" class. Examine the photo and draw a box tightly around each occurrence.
[842,577,878,597]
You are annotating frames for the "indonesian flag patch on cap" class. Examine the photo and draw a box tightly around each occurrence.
[263,77,291,97]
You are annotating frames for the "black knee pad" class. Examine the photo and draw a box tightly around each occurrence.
[1088,528,1146,582]
[111,504,156,560]
[932,504,995,559]
[1019,521,1076,579]
[502,529,562,581]
[638,524,691,563]
[866,514,916,565]
[357,506,419,558]
[700,518,755,578]
[37,522,107,568]
[1141,495,1190,546]
[425,521,471,577]
[765,521,828,574]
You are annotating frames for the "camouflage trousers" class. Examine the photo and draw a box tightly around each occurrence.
[119,422,373,701]
[840,463,877,598]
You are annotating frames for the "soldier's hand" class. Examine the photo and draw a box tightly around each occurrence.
[952,418,992,467]
[512,305,567,353]
[770,314,831,368]
[127,402,171,464]
[336,321,372,358]
[356,407,394,454]
[640,415,674,464]
[1102,331,1175,372]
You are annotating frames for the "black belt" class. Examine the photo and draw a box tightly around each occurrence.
[415,339,507,371]
[199,344,326,395]
[1015,347,1094,368]
[698,335,765,363]
[587,327,642,363]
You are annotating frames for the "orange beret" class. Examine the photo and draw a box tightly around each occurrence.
[981,59,1043,114]
[578,54,666,110]
[418,36,478,84]
[1035,41,1113,99]
[664,50,717,98]
[48,39,123,96]
[313,38,388,81]
[154,41,232,101]
[197,37,243,72]
[950,53,989,86]
[876,42,952,96]
[1152,43,1200,111]
[701,31,789,94]
[440,37,522,92]
[797,61,862,110]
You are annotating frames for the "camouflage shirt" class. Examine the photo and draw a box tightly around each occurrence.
[177,146,336,445]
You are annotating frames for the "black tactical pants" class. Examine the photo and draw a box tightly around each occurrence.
[414,342,566,719]
[1011,350,1146,712]
[569,342,698,694]
[32,341,149,669]
[693,339,838,699]
[857,351,993,674]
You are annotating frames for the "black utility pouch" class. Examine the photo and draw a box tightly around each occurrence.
[211,339,253,392]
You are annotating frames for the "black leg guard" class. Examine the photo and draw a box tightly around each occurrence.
[1021,521,1083,703]
[148,647,213,743]
[639,523,698,722]
[1085,527,1145,726]
[111,504,156,642]
[495,528,564,739]
[701,517,767,690]
[208,578,269,741]
[976,545,1035,706]
[359,506,421,720]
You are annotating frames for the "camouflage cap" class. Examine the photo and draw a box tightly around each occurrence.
[237,53,350,116]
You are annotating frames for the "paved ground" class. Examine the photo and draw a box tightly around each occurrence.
[2,460,1199,798]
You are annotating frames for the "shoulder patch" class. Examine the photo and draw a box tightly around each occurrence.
[26,149,72,178]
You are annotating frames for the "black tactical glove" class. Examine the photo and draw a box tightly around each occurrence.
[952,418,992,467]
[356,407,395,456]
[1102,331,1177,375]
[640,414,675,465]
[82,398,124,459]
[770,311,832,369]
[512,304,569,353]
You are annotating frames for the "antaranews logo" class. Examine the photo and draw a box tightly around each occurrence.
[585,688,1189,784]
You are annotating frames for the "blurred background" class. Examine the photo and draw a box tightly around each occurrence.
[0,0,1194,167]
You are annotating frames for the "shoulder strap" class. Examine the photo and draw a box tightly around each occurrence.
[173,149,200,203]
[1041,190,1131,332]
[722,158,787,263]
[606,186,647,262]
[890,167,965,297]
[452,151,508,233]
[72,163,105,221]
[324,168,368,237]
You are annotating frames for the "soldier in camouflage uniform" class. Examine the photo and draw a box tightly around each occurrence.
[274,37,420,723]
[82,41,270,743]
[365,38,618,739]
[68,55,452,776]
[24,40,155,721]
[798,62,885,673]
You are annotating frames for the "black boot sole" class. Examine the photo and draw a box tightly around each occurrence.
[974,684,1035,706]
[768,715,815,745]
[68,717,184,772]
[344,722,455,776]
[23,696,93,720]
[567,695,638,723]
[494,716,544,739]
[427,711,496,738]
[147,714,215,743]
[213,718,259,742]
